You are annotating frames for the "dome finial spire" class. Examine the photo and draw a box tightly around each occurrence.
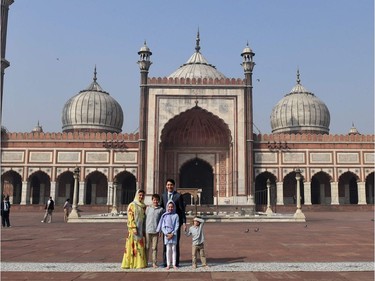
[93,65,97,83]
[296,68,301,84]
[195,28,201,53]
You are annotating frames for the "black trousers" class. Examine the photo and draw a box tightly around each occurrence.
[2,211,10,227]
[163,225,181,266]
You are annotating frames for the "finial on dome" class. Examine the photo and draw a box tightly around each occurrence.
[296,68,301,84]
[32,120,43,133]
[349,122,360,135]
[93,65,97,83]
[195,28,201,53]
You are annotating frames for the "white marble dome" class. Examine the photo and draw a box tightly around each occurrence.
[62,69,123,133]
[168,32,226,80]
[270,72,330,134]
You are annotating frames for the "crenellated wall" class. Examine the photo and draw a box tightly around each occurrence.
[254,133,374,143]
[147,77,245,85]
[2,132,139,141]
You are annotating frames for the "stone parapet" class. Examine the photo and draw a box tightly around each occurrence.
[1,132,139,141]
[148,76,245,85]
[254,133,374,143]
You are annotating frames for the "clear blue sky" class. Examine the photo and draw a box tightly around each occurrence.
[2,0,374,134]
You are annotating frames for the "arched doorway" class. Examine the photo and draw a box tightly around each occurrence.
[311,172,331,205]
[29,171,50,205]
[1,170,22,204]
[56,171,74,205]
[338,172,358,204]
[283,172,305,205]
[85,171,108,205]
[116,171,137,206]
[160,106,231,205]
[365,172,374,204]
[254,172,277,210]
[179,158,213,204]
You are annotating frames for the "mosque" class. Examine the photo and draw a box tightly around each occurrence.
[1,1,374,212]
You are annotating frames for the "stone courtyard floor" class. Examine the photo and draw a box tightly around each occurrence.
[1,210,374,280]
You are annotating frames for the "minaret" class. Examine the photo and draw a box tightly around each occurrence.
[1,0,14,123]
[137,41,152,191]
[241,42,255,205]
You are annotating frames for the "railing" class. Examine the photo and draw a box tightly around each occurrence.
[254,186,277,212]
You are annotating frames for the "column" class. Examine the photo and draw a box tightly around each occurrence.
[304,181,312,205]
[330,181,339,205]
[20,181,28,205]
[276,182,284,205]
[357,181,367,205]
[265,179,273,215]
[78,181,85,205]
[50,181,56,201]
[70,167,80,218]
[107,183,113,206]
[294,169,305,219]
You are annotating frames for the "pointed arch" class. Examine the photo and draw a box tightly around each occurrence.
[115,171,137,206]
[283,171,305,205]
[338,171,358,204]
[161,106,231,147]
[365,172,374,204]
[311,171,331,205]
[85,171,108,205]
[1,170,22,204]
[56,171,74,205]
[28,171,51,205]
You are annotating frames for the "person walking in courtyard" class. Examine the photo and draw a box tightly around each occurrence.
[41,196,54,223]
[185,216,208,269]
[1,195,11,227]
[63,198,72,223]
[145,193,164,268]
[121,189,147,269]
[157,200,179,270]
[160,178,186,267]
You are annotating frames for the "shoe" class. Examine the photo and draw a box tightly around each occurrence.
[173,265,178,270]
[192,264,197,269]
[41,221,44,223]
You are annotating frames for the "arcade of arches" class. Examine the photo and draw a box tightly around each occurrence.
[2,170,373,207]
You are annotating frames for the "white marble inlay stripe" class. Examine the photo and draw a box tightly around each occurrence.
[1,262,373,272]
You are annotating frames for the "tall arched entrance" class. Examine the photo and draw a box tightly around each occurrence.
[159,106,232,205]
[179,158,213,204]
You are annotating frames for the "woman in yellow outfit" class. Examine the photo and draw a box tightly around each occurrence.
[121,189,147,269]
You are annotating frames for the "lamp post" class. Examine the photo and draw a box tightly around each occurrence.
[69,167,80,218]
[294,168,305,219]
[111,179,118,214]
[265,179,273,216]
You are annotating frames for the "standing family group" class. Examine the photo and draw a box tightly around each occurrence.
[121,179,208,270]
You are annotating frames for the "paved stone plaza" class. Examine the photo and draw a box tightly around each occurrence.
[1,210,374,280]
